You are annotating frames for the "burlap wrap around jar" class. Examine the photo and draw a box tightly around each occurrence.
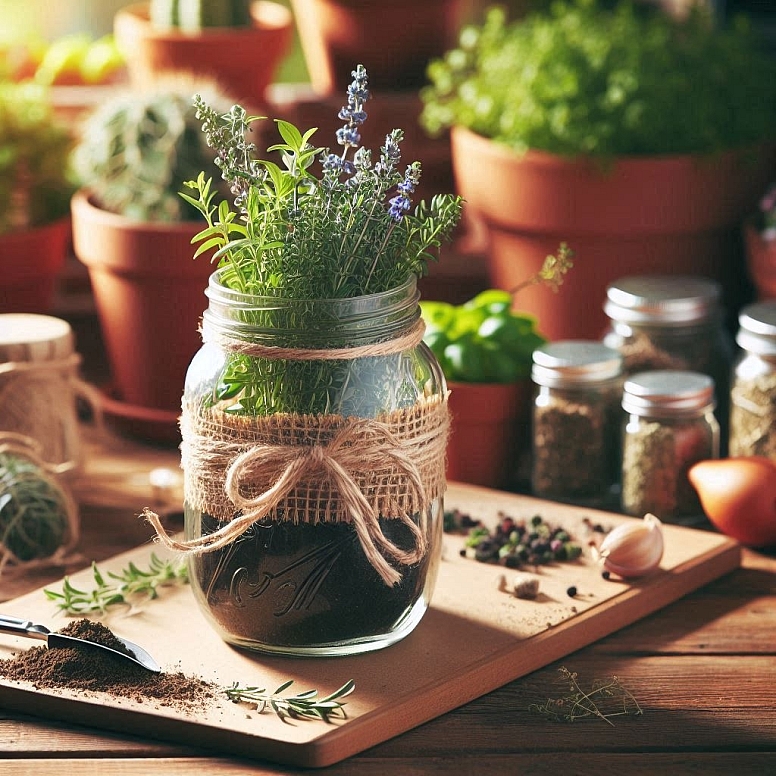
[147,273,450,657]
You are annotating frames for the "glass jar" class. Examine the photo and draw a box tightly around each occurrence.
[602,275,733,446]
[621,370,719,524]
[531,341,624,508]
[729,300,776,459]
[181,271,448,657]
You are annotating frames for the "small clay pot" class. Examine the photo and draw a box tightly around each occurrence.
[744,218,776,301]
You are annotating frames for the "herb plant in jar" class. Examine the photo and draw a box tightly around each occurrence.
[147,66,463,656]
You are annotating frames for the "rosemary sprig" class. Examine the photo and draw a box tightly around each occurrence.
[44,553,189,614]
[224,679,356,723]
[529,667,642,726]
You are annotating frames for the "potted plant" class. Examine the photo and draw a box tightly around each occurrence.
[744,182,776,300]
[420,1,776,341]
[114,0,293,108]
[288,0,466,94]
[69,80,231,441]
[421,244,573,490]
[0,82,75,314]
[142,64,463,655]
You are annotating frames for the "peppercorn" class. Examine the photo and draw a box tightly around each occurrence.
[602,570,611,580]
[566,586,578,598]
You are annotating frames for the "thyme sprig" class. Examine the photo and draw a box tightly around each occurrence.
[44,553,189,615]
[224,679,356,723]
[530,667,642,725]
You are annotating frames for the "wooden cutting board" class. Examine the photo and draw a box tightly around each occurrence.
[0,483,740,768]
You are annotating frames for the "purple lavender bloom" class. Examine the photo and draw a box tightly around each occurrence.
[336,126,361,148]
[389,195,411,221]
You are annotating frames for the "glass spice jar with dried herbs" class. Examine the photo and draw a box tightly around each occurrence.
[621,370,719,525]
[602,275,733,448]
[729,300,776,460]
[531,341,624,508]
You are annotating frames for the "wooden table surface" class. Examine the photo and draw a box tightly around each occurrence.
[1,420,774,776]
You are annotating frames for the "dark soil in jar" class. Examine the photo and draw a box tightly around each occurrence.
[190,512,437,649]
[0,618,215,712]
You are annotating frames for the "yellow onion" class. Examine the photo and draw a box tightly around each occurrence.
[597,513,664,578]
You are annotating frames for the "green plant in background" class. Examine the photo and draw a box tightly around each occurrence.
[71,83,229,222]
[420,0,776,157]
[183,64,463,416]
[0,82,74,234]
[421,244,574,383]
[150,0,253,30]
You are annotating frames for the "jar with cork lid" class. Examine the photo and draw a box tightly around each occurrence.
[531,341,623,508]
[729,300,776,460]
[621,370,719,525]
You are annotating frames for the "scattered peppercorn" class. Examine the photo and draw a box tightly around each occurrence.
[566,586,578,598]
[602,570,611,580]
[446,509,583,569]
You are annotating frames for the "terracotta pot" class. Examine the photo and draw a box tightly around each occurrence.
[70,189,214,422]
[0,217,71,314]
[451,126,776,341]
[744,218,776,301]
[289,0,464,94]
[446,379,531,490]
[114,1,293,108]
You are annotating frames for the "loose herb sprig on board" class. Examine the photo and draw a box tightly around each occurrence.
[44,554,189,614]
[530,667,642,725]
[224,678,356,722]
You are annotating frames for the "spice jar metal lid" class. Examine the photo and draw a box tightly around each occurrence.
[0,314,74,364]
[736,300,776,357]
[622,370,716,417]
[604,275,722,325]
[532,341,622,387]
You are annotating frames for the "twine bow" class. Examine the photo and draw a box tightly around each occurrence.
[145,417,429,586]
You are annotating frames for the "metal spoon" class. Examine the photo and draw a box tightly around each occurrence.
[0,614,161,673]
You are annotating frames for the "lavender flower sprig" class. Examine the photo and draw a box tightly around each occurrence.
[182,64,463,300]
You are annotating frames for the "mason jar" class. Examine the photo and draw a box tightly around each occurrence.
[729,300,776,459]
[531,341,624,508]
[180,271,449,657]
[602,275,733,447]
[621,370,719,524]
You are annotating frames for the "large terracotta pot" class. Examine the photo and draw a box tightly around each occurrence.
[744,218,776,301]
[70,190,214,437]
[289,0,464,94]
[446,379,531,491]
[451,126,776,341]
[0,218,71,314]
[114,1,293,108]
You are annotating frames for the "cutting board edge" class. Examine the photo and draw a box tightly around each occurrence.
[296,534,743,767]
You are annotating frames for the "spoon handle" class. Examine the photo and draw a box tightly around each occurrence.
[0,614,50,641]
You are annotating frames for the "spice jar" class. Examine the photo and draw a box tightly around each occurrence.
[0,314,83,474]
[602,275,733,446]
[621,370,719,525]
[163,272,449,657]
[729,300,776,459]
[531,341,623,508]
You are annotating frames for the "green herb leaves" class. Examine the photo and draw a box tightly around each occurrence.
[184,66,462,300]
[44,554,189,615]
[420,1,776,157]
[224,678,356,722]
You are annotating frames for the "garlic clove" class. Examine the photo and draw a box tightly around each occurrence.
[598,513,664,578]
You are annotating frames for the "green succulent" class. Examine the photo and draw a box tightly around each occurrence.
[71,85,228,222]
[150,0,253,30]
[0,82,74,234]
[420,0,776,157]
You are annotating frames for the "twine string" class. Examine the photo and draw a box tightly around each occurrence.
[145,416,430,586]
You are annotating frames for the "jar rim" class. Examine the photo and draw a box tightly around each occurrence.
[532,340,622,386]
[622,369,716,416]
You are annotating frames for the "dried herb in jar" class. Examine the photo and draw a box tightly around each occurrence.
[729,373,776,458]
